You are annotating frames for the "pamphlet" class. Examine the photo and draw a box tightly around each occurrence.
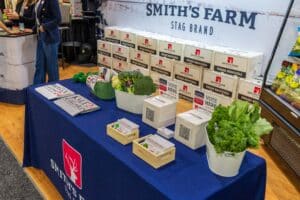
[54,94,100,116]
[35,83,75,100]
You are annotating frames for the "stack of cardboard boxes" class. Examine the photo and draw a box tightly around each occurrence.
[97,26,263,105]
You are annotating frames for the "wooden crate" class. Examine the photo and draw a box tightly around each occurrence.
[132,135,176,169]
[106,123,139,145]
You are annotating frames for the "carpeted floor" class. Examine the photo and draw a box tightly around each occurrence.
[0,138,43,200]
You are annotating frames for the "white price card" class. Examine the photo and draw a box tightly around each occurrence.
[193,89,233,113]
[158,77,179,100]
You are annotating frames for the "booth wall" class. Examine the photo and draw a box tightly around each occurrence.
[101,0,300,79]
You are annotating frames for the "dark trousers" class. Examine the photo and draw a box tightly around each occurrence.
[33,38,59,84]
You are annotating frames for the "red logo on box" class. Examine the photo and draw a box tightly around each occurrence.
[168,43,172,50]
[183,85,188,92]
[253,86,261,94]
[144,39,149,45]
[137,53,141,59]
[184,67,189,73]
[126,33,129,39]
[102,57,106,62]
[102,43,105,48]
[195,49,201,56]
[110,30,114,36]
[62,139,82,189]
[158,59,163,65]
[215,76,222,83]
[227,57,234,64]
[118,62,122,67]
[118,47,121,52]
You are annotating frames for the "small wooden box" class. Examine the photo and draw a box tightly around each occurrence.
[106,123,139,145]
[133,135,176,169]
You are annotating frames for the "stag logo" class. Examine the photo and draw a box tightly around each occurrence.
[183,85,188,92]
[215,76,222,84]
[62,139,82,189]
[158,59,163,65]
[227,57,234,64]
[144,39,149,45]
[195,49,201,56]
[253,86,261,95]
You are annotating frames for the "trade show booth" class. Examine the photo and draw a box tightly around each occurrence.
[0,0,299,199]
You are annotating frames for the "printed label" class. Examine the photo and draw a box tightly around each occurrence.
[137,35,158,55]
[97,40,112,56]
[120,31,136,49]
[112,44,130,62]
[130,49,150,69]
[183,45,213,68]
[98,54,112,69]
[112,59,129,73]
[202,70,238,98]
[174,62,202,86]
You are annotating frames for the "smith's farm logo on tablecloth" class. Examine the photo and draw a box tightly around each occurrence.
[62,139,82,189]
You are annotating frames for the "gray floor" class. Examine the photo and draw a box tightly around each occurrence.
[0,138,43,200]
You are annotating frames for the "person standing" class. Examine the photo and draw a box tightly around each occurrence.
[5,0,36,29]
[33,0,61,84]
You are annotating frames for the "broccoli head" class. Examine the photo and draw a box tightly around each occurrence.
[133,76,156,95]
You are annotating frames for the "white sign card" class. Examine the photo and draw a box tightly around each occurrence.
[158,77,179,100]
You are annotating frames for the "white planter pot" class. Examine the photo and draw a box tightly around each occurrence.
[115,90,148,114]
[205,131,246,177]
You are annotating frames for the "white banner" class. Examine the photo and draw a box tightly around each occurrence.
[101,0,300,78]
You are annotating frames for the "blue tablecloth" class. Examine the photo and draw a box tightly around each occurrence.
[23,79,266,200]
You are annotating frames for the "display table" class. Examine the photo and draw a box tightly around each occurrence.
[23,80,267,200]
[0,32,36,104]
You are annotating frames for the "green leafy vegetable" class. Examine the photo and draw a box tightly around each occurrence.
[207,100,273,154]
[112,71,156,95]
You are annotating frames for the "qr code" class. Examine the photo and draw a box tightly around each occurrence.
[146,107,155,122]
[179,124,190,141]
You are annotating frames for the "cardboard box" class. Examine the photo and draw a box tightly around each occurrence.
[177,81,197,103]
[106,119,139,145]
[193,89,233,113]
[98,54,112,69]
[137,34,158,55]
[150,55,174,84]
[174,62,203,86]
[237,78,263,103]
[202,70,238,98]
[112,59,130,73]
[133,134,176,169]
[130,65,150,76]
[175,109,211,150]
[129,49,150,69]
[104,27,121,44]
[120,30,137,49]
[112,44,130,62]
[158,39,183,61]
[97,40,112,57]
[143,95,177,129]
[213,47,263,79]
[183,44,214,69]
